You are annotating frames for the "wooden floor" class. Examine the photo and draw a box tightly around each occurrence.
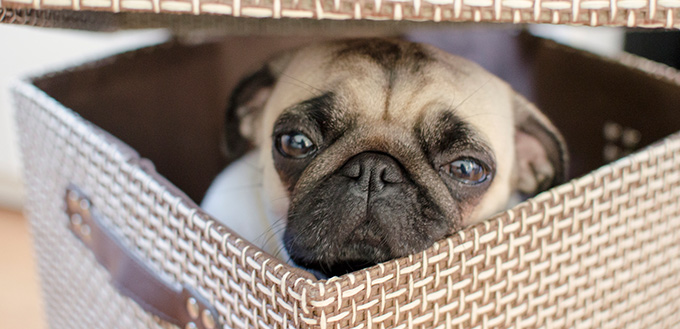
[0,208,45,329]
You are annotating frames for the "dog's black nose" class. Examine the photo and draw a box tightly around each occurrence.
[340,152,405,193]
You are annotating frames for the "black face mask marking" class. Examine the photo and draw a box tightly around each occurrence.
[275,103,496,277]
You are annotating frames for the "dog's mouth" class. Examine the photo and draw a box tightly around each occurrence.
[288,244,390,279]
[285,221,394,278]
[293,258,377,279]
[283,196,454,278]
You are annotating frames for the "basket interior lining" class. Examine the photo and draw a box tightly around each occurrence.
[531,39,680,177]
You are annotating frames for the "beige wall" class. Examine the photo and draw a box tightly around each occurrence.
[529,25,624,58]
[0,25,167,209]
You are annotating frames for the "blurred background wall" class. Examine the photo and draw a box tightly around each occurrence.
[0,26,168,209]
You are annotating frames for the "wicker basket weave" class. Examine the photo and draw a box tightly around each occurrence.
[3,0,680,30]
[10,33,680,329]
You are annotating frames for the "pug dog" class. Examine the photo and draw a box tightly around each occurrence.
[201,38,568,278]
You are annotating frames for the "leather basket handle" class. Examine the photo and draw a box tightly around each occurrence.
[65,185,222,329]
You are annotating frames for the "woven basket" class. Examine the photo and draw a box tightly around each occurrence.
[10,32,680,329]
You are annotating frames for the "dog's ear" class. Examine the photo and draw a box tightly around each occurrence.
[513,93,569,195]
[223,53,293,159]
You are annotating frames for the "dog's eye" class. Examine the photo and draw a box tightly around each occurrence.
[276,132,316,159]
[442,158,489,185]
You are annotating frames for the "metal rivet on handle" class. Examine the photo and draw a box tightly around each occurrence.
[186,297,199,319]
[185,322,198,329]
[70,213,82,226]
[80,224,91,237]
[622,129,641,147]
[68,191,79,202]
[79,199,91,211]
[202,309,216,329]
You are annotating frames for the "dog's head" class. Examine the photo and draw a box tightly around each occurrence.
[224,39,568,277]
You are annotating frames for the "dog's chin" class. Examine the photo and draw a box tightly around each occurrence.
[282,197,453,278]
[283,215,443,278]
[286,240,392,278]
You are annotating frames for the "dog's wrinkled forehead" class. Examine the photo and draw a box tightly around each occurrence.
[275,39,496,125]
[269,38,509,145]
[331,39,434,74]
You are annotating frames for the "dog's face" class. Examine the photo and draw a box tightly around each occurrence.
[224,39,567,277]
